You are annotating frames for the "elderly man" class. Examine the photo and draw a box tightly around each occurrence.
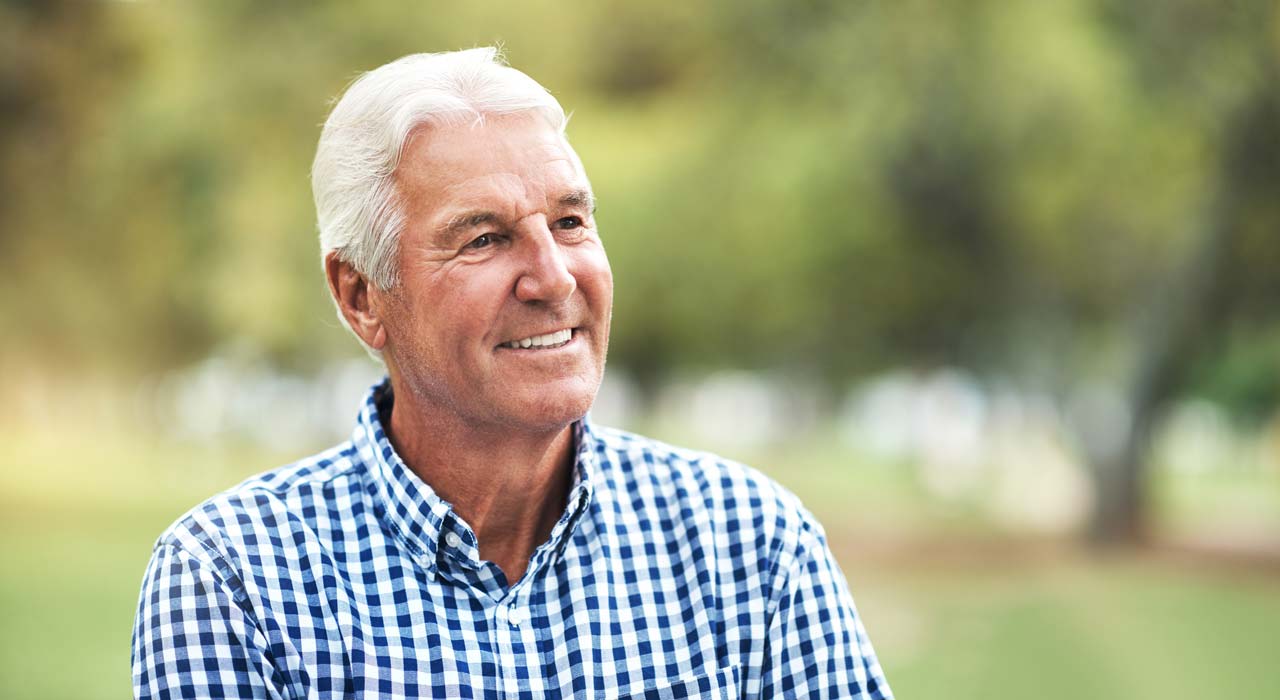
[132,49,892,699]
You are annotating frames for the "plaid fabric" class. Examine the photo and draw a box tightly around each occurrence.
[132,380,892,699]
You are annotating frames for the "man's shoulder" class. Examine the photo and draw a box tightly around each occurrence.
[152,440,366,567]
[586,423,825,547]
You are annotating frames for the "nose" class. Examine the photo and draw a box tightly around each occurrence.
[514,220,576,304]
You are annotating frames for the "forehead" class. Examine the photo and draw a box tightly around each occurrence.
[395,115,588,221]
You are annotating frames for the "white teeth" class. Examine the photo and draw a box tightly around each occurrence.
[502,328,573,349]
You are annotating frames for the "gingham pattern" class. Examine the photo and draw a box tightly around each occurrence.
[133,381,892,699]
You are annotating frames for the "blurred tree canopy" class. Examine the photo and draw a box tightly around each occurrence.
[3,1,1278,535]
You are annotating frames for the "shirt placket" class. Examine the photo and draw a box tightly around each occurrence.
[492,589,527,699]
[431,474,588,699]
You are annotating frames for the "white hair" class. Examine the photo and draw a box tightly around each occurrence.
[312,47,567,353]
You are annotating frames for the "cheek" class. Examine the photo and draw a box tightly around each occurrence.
[576,249,614,302]
[439,266,518,326]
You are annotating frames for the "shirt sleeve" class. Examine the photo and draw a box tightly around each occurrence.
[132,542,290,700]
[757,529,894,699]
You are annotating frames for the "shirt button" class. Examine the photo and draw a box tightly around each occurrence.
[444,532,462,548]
[507,607,523,626]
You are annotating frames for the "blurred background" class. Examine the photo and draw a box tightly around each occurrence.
[3,0,1279,697]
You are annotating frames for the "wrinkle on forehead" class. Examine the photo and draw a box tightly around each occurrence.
[394,116,592,246]
[401,115,576,174]
[440,162,579,214]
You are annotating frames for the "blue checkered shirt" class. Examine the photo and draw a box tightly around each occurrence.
[132,381,892,699]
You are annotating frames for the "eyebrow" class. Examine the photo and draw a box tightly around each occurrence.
[434,189,598,242]
[559,189,597,212]
[437,211,498,240]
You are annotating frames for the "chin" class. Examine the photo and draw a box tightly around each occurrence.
[503,384,598,433]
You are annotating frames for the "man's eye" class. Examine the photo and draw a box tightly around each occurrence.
[464,233,496,250]
[556,216,584,229]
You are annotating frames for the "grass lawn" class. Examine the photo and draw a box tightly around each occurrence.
[2,427,1278,699]
[842,544,1280,700]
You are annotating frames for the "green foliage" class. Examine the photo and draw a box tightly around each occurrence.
[2,0,1278,416]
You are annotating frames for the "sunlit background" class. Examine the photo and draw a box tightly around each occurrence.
[3,1,1280,698]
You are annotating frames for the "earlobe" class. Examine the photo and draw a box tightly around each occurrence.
[325,253,387,350]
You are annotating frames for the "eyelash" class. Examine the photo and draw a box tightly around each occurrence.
[464,233,498,250]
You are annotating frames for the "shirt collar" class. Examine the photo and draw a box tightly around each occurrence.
[550,419,599,564]
[353,379,600,579]
[354,380,452,577]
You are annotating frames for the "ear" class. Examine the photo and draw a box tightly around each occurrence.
[325,253,388,351]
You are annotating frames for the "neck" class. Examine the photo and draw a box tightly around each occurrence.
[383,384,577,586]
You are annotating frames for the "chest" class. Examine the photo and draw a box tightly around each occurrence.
[255,524,751,699]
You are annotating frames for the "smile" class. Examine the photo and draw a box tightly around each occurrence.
[498,328,574,350]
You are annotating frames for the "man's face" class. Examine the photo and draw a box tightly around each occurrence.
[374,114,612,435]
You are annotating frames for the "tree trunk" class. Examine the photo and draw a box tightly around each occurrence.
[1087,183,1232,544]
